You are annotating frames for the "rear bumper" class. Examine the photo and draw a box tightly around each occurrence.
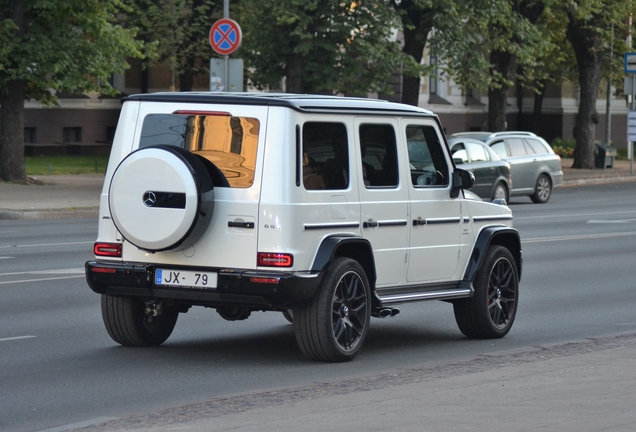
[85,260,322,310]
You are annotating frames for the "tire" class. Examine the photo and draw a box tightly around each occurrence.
[453,245,518,339]
[531,174,552,203]
[101,295,178,347]
[293,257,371,362]
[491,182,509,202]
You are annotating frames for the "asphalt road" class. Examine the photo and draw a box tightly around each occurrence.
[1,182,635,432]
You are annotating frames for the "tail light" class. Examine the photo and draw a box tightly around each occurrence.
[94,242,122,258]
[257,252,293,268]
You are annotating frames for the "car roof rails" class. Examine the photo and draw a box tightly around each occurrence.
[488,131,537,138]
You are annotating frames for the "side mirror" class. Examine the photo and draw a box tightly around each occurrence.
[451,168,475,198]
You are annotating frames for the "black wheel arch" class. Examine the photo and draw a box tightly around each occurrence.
[463,226,522,282]
[311,235,377,302]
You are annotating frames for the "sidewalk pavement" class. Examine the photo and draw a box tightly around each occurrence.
[69,331,636,432]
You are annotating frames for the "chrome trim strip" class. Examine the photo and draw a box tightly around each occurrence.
[473,215,513,222]
[304,222,360,230]
[425,217,461,225]
[378,220,408,227]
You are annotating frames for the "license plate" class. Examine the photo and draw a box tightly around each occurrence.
[155,269,217,289]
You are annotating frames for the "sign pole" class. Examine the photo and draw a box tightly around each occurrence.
[624,52,636,175]
[627,74,636,175]
[224,0,230,92]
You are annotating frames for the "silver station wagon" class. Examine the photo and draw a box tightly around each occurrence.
[450,131,563,203]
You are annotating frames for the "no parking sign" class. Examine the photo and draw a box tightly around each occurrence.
[209,18,242,56]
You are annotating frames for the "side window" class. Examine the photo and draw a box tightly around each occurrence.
[451,143,469,164]
[506,138,527,156]
[466,142,488,162]
[359,124,398,188]
[524,138,548,154]
[490,141,508,158]
[302,122,349,190]
[406,125,449,187]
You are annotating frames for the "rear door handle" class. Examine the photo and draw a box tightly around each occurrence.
[228,221,255,229]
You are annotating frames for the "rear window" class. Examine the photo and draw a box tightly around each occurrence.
[524,138,549,154]
[139,113,260,188]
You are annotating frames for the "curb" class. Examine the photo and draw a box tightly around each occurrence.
[0,207,99,220]
[561,175,636,187]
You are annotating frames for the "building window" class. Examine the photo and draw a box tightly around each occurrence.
[63,127,82,143]
[429,54,438,95]
[24,127,36,143]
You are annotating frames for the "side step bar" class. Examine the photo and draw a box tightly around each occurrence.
[378,287,472,305]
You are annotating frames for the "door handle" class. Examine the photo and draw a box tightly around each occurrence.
[412,217,426,226]
[363,219,378,228]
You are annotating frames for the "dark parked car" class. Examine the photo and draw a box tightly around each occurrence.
[450,131,563,203]
[448,137,512,202]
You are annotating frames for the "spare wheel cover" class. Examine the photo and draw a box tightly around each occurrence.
[109,146,214,252]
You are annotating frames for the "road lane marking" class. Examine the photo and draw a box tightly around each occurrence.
[0,241,92,249]
[0,268,85,277]
[0,256,14,259]
[37,417,118,432]
[0,275,85,285]
[523,231,636,244]
[0,335,36,342]
[588,219,636,224]
[515,210,636,220]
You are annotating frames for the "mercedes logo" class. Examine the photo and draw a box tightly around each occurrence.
[142,191,157,207]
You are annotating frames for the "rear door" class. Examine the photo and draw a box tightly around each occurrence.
[355,117,409,286]
[119,102,267,270]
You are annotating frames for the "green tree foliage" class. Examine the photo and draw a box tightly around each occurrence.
[123,0,222,92]
[239,0,405,95]
[545,0,633,169]
[433,0,549,132]
[0,0,141,182]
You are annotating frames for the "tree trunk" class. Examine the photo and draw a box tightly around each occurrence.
[285,53,305,94]
[488,51,515,132]
[179,68,194,92]
[0,80,26,182]
[0,0,27,182]
[566,17,603,169]
[532,80,546,134]
[398,3,434,106]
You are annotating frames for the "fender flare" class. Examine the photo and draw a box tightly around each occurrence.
[311,235,377,287]
[463,226,522,282]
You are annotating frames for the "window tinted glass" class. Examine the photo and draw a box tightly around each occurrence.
[506,138,527,156]
[302,122,349,190]
[491,141,508,158]
[359,124,398,187]
[466,142,488,162]
[406,125,449,187]
[451,143,468,164]
[524,138,549,154]
[140,113,259,188]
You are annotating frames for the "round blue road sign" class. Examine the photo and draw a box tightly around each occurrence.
[209,18,242,56]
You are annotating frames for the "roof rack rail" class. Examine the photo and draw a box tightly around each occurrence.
[489,131,537,138]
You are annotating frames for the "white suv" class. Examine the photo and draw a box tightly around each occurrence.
[86,93,522,362]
